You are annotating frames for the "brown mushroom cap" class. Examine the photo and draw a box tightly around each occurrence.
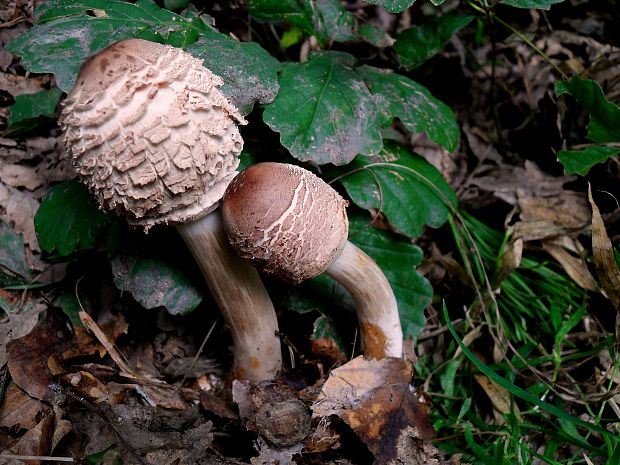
[222,163,349,283]
[61,38,246,228]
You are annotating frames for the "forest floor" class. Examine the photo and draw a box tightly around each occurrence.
[0,0,618,464]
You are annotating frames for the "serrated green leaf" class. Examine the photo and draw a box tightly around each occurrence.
[500,0,564,8]
[357,23,395,48]
[249,0,318,39]
[357,65,460,152]
[7,0,205,93]
[317,0,356,42]
[0,221,31,280]
[110,252,202,315]
[185,32,280,114]
[394,16,473,70]
[5,87,62,137]
[248,0,356,44]
[348,214,432,339]
[361,0,416,13]
[557,146,620,176]
[263,52,382,165]
[34,181,109,256]
[335,142,457,238]
[556,76,620,143]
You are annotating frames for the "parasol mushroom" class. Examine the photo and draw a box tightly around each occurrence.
[221,162,403,359]
[60,38,281,381]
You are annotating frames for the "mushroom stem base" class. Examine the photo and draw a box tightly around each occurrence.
[326,241,403,358]
[177,211,282,381]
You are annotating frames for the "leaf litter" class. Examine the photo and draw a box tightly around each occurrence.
[0,0,618,464]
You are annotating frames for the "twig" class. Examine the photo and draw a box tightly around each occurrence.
[0,455,73,462]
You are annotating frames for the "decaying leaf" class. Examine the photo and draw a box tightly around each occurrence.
[312,356,434,465]
[470,161,577,206]
[0,382,51,430]
[250,440,304,465]
[542,240,600,292]
[0,301,45,366]
[6,307,72,403]
[473,373,517,425]
[588,187,620,310]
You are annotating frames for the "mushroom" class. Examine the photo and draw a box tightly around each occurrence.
[60,39,281,381]
[221,163,403,359]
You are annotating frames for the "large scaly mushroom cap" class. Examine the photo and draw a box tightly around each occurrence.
[222,162,349,283]
[61,38,247,228]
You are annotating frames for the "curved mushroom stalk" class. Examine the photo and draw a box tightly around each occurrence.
[178,211,282,381]
[325,241,402,358]
[222,162,403,359]
[60,39,282,381]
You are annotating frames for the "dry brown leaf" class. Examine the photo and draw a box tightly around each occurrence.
[312,356,434,465]
[7,307,72,403]
[250,440,303,465]
[495,238,523,285]
[0,182,40,251]
[470,161,576,206]
[8,411,54,464]
[0,383,51,430]
[0,302,44,366]
[588,187,620,310]
[542,241,600,292]
[473,373,517,425]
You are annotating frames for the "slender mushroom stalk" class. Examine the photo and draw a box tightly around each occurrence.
[60,39,281,381]
[221,162,403,359]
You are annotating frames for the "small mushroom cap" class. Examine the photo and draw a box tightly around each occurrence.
[222,163,349,283]
[61,38,247,228]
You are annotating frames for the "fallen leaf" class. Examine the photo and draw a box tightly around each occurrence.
[588,186,620,310]
[542,240,600,292]
[473,373,517,425]
[0,181,40,251]
[250,440,303,465]
[7,307,72,403]
[470,161,577,206]
[0,382,51,430]
[8,411,55,463]
[0,301,45,366]
[312,356,434,465]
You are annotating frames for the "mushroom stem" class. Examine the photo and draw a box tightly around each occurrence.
[177,210,282,381]
[325,241,402,358]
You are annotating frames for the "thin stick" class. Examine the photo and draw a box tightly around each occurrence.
[180,318,218,388]
[0,455,73,462]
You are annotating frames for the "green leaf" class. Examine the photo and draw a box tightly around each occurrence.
[349,214,432,339]
[394,16,473,70]
[7,0,205,93]
[185,32,281,114]
[4,87,62,137]
[357,65,460,152]
[557,146,620,176]
[500,0,565,8]
[0,221,31,280]
[34,181,109,256]
[361,0,416,13]
[248,0,356,44]
[53,288,84,327]
[317,0,356,42]
[335,142,457,238]
[249,0,318,39]
[556,76,620,143]
[110,251,203,315]
[357,23,395,48]
[263,51,382,165]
